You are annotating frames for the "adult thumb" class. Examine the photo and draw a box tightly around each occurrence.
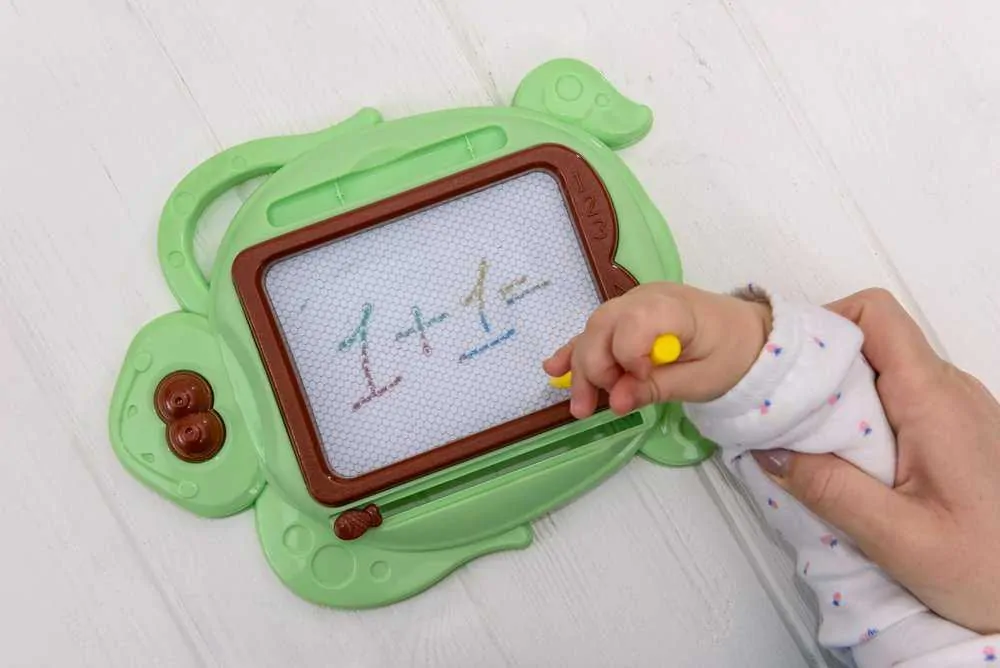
[751,449,909,557]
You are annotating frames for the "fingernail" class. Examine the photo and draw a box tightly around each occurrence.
[751,449,792,478]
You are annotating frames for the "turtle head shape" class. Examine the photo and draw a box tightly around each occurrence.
[514,59,653,149]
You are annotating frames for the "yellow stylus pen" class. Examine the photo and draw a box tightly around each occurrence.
[548,334,682,389]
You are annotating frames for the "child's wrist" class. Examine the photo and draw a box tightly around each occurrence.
[735,299,773,378]
[731,283,774,339]
[720,288,774,394]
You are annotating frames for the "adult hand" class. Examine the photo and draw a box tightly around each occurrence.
[751,288,1000,633]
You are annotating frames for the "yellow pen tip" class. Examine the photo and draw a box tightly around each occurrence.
[548,335,679,389]
[549,371,573,389]
[650,334,682,365]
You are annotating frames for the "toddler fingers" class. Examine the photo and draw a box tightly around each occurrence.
[611,316,657,380]
[574,343,623,392]
[611,294,692,379]
[624,362,726,408]
[543,338,575,376]
[569,319,622,418]
[569,374,601,419]
[572,305,625,392]
[608,375,643,415]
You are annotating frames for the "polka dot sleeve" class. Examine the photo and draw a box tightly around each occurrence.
[895,635,1000,666]
[683,292,986,667]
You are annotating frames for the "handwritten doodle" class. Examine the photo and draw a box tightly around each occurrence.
[338,303,402,411]
[395,305,449,355]
[462,259,490,311]
[500,274,553,305]
[460,328,517,362]
[340,260,553,373]
[459,258,516,362]
[498,276,527,300]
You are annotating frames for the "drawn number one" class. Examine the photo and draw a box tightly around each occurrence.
[338,303,401,411]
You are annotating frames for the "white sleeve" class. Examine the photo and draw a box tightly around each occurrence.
[683,294,985,667]
[894,631,1000,667]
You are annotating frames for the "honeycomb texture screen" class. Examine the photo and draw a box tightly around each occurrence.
[264,171,602,478]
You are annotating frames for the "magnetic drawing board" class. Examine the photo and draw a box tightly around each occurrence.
[265,171,600,477]
[112,59,711,608]
[234,144,638,506]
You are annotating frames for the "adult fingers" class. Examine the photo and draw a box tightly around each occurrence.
[751,448,922,563]
[826,288,941,378]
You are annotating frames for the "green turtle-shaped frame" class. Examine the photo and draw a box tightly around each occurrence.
[109,59,716,609]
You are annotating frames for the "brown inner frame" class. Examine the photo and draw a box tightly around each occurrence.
[232,143,638,507]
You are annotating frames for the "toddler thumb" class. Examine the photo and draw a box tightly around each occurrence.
[751,449,900,550]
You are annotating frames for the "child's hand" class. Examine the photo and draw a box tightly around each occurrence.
[544,283,772,418]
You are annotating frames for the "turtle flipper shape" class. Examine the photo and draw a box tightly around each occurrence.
[108,62,709,610]
[513,59,653,149]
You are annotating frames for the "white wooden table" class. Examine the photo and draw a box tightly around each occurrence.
[2,2,997,666]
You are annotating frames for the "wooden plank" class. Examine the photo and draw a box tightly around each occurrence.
[433,0,980,663]
[114,1,813,661]
[0,0,857,664]
[0,327,203,667]
[454,462,812,667]
[729,0,1000,392]
[0,0,506,664]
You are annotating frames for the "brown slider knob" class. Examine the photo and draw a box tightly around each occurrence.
[333,504,383,541]
[167,411,226,463]
[154,371,214,421]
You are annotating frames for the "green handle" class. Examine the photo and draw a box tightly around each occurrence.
[157,108,383,314]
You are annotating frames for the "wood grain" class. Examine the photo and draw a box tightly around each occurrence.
[3,0,995,665]
[732,0,1000,393]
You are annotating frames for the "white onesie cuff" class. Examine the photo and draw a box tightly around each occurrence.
[895,632,1000,667]
[684,294,863,450]
[680,290,990,666]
